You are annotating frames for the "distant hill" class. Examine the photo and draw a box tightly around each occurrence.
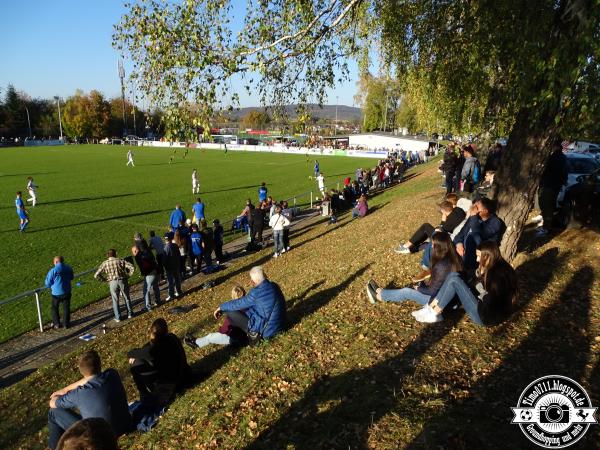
[231,104,362,122]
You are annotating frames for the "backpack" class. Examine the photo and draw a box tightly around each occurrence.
[139,252,157,274]
[471,160,481,184]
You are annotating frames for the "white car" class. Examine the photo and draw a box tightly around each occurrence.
[557,152,600,203]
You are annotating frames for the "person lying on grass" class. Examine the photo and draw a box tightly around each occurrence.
[367,232,462,307]
[212,266,286,343]
[185,285,249,350]
[412,241,517,324]
[127,318,193,407]
[48,350,131,450]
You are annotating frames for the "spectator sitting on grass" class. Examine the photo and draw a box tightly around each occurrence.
[47,350,131,450]
[127,318,193,406]
[351,195,369,219]
[368,232,462,307]
[395,195,466,254]
[185,286,249,349]
[212,266,286,342]
[413,241,517,325]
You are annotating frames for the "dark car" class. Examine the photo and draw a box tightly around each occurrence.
[558,167,600,228]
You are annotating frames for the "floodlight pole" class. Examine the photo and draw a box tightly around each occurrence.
[118,59,127,136]
[24,106,32,138]
[53,96,63,140]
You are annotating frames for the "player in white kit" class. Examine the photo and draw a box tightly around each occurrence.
[192,169,200,194]
[126,150,135,166]
[26,177,38,206]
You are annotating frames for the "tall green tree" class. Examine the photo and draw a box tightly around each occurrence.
[114,0,600,260]
[240,110,271,129]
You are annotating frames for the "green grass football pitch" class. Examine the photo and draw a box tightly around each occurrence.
[0,144,377,343]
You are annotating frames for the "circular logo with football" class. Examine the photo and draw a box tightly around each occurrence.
[511,375,597,448]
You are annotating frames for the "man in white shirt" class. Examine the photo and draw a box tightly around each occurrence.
[26,176,38,206]
[192,169,200,194]
[126,150,135,167]
[269,206,291,258]
[316,173,326,194]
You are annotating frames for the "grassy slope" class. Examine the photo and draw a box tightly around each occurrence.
[1,161,599,450]
[0,145,372,342]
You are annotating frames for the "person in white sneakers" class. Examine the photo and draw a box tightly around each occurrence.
[412,241,517,325]
[26,176,38,206]
[316,173,326,194]
[192,169,200,194]
[269,205,291,258]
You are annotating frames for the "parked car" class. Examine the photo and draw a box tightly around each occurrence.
[558,166,600,228]
[557,152,600,203]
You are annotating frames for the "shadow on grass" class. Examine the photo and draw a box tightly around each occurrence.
[246,313,462,449]
[201,185,259,195]
[3,209,168,234]
[287,266,369,330]
[404,266,595,449]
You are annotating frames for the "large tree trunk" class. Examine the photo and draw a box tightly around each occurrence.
[494,108,558,262]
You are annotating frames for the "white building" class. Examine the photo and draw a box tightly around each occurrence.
[348,133,432,152]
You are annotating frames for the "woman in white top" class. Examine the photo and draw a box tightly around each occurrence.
[269,206,291,258]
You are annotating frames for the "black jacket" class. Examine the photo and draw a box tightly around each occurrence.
[440,207,466,233]
[540,150,568,191]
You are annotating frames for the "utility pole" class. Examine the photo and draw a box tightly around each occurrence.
[118,59,127,137]
[53,96,63,140]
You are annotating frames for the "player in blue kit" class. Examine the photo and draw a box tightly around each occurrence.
[16,191,29,231]
[192,198,206,224]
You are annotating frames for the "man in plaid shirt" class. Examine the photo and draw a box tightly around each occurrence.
[94,249,136,322]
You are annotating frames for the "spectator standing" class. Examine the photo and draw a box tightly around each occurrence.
[169,204,186,231]
[250,202,266,246]
[269,206,291,258]
[460,145,480,194]
[538,143,568,234]
[45,256,74,329]
[47,350,131,450]
[163,233,183,301]
[200,219,214,267]
[442,146,458,194]
[149,230,165,278]
[190,224,203,274]
[213,219,224,263]
[192,198,205,224]
[94,250,135,322]
[131,245,161,311]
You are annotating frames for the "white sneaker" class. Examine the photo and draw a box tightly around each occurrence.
[411,306,429,318]
[281,248,286,254]
[273,253,279,258]
[414,306,442,323]
[394,244,411,254]
[286,246,291,251]
[165,296,172,302]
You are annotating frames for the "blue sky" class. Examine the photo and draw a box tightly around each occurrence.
[0,0,359,107]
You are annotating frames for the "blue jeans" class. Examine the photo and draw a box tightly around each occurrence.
[380,287,430,305]
[165,270,182,298]
[143,273,161,309]
[273,230,284,254]
[48,407,81,449]
[421,240,432,269]
[433,272,483,325]
[109,279,133,320]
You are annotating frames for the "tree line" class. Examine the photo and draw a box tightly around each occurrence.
[0,84,160,141]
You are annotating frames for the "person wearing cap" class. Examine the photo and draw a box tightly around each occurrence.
[169,204,186,231]
[45,256,74,329]
[163,233,183,301]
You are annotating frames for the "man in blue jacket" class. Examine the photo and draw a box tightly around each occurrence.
[453,197,505,271]
[169,204,186,231]
[192,198,206,223]
[45,256,74,329]
[214,266,286,339]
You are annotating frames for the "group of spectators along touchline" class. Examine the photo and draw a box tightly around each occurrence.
[39,149,430,449]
